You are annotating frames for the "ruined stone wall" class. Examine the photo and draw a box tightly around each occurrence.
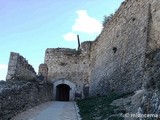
[139,0,160,116]
[44,45,91,92]
[38,63,48,81]
[43,0,160,99]
[6,52,36,81]
[89,0,150,95]
[147,0,160,52]
[139,50,160,118]
[0,80,53,120]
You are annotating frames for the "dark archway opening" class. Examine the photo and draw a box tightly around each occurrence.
[56,84,70,101]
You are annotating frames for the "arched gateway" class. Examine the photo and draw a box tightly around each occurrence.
[53,80,76,101]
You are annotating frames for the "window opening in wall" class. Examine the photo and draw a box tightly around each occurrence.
[113,47,117,53]
[132,17,136,22]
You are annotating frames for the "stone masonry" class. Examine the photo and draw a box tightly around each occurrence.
[3,53,53,120]
[6,52,36,81]
[42,0,160,97]
[5,0,160,100]
[89,0,160,96]
[0,81,53,120]
[3,0,160,118]
[38,63,48,82]
[44,45,91,99]
[89,0,150,95]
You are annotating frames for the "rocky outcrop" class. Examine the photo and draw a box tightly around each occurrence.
[110,50,160,119]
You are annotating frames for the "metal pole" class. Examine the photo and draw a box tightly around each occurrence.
[77,35,80,50]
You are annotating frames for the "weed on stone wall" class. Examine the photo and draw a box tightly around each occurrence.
[102,14,114,27]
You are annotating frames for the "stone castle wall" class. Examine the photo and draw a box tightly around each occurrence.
[147,0,160,52]
[6,52,36,81]
[139,0,160,116]
[38,63,48,81]
[89,0,150,95]
[44,0,160,97]
[2,0,160,118]
[44,46,91,93]
[0,81,53,120]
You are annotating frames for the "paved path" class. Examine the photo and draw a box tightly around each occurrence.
[11,101,79,120]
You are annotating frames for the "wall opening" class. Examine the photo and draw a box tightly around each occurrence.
[56,84,70,101]
[113,47,117,53]
[53,79,76,101]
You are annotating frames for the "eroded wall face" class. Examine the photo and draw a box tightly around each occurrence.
[139,0,160,115]
[148,0,160,51]
[45,48,90,92]
[44,0,160,97]
[0,81,53,120]
[89,0,150,95]
[6,52,36,81]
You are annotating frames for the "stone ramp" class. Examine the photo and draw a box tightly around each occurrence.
[11,101,79,120]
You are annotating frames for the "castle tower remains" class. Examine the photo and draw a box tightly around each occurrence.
[38,63,48,82]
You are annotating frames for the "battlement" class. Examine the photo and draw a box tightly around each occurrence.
[46,48,77,53]
[45,48,78,57]
[45,41,92,57]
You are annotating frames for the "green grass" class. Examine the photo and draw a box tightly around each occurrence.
[76,92,133,120]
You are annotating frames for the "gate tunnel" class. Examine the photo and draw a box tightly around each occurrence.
[53,80,76,101]
[56,84,70,101]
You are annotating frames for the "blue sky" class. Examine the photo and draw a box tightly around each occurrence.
[0,0,124,80]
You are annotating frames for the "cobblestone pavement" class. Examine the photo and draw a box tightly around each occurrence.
[11,101,78,120]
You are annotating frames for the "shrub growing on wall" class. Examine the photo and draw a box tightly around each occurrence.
[103,14,114,26]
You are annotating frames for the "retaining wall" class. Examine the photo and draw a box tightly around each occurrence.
[0,80,53,120]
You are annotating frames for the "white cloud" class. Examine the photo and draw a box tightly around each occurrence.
[0,64,8,80]
[0,64,7,70]
[63,10,102,42]
[72,10,102,34]
[63,32,77,42]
